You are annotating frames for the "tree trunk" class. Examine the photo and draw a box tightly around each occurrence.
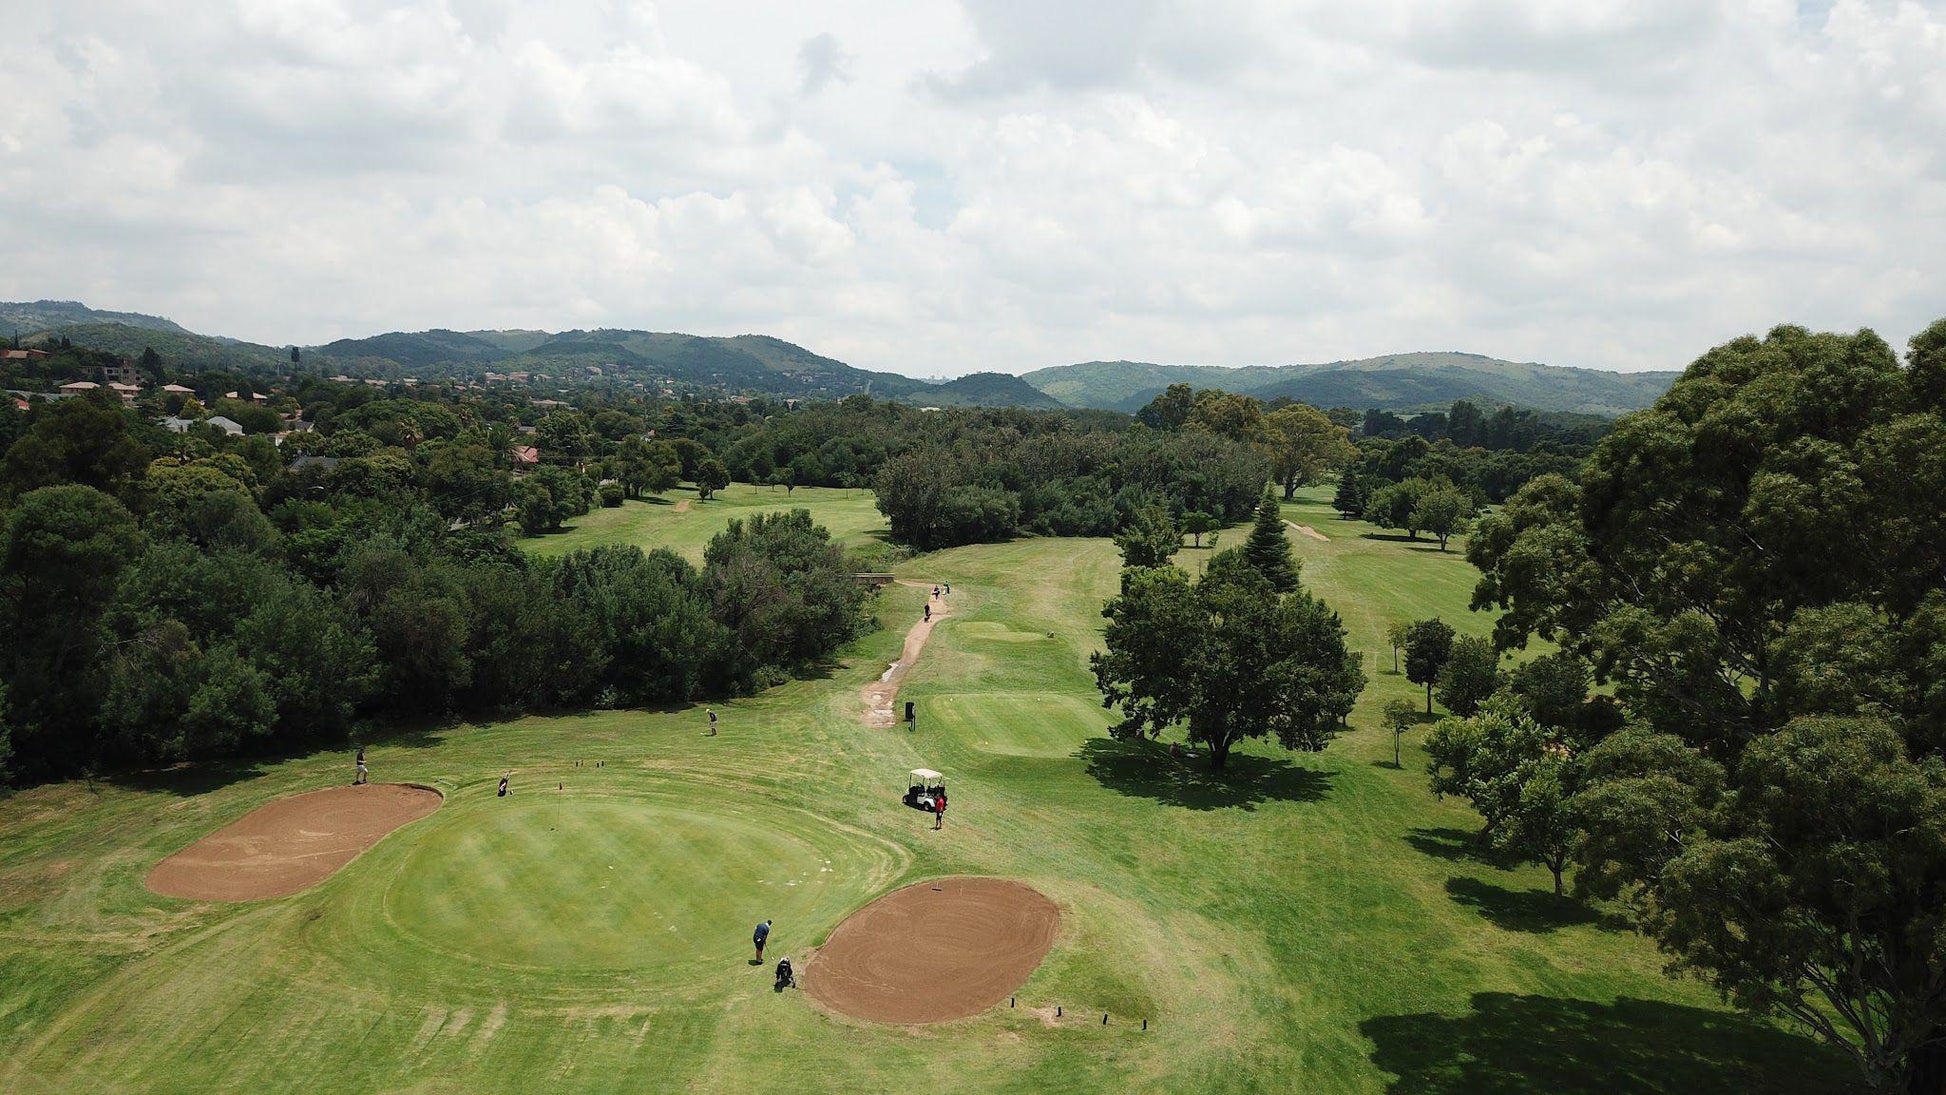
[1426,682,1434,715]
[1550,860,1565,897]
[1283,474,1297,501]
[1903,1036,1946,1095]
[1208,739,1231,771]
[1393,733,1402,768]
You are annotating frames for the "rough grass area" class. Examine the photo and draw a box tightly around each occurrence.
[0,486,1857,1093]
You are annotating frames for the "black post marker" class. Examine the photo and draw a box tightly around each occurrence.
[1010,997,1015,1008]
[1142,1019,1148,1031]
[1056,1006,1061,1017]
[1102,1014,1108,1025]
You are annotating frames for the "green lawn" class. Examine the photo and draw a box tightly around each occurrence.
[0,486,1857,1093]
[521,483,896,566]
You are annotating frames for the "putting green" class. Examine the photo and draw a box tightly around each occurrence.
[384,793,897,972]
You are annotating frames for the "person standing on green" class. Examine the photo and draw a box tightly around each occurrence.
[753,919,772,962]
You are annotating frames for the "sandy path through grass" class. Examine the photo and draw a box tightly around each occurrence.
[861,580,953,728]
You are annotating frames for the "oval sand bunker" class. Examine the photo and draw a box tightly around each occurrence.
[147,783,442,901]
[807,877,1059,1023]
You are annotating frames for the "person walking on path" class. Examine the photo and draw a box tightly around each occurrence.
[753,919,772,962]
[708,708,718,736]
[923,604,931,622]
[943,582,950,596]
[933,792,947,831]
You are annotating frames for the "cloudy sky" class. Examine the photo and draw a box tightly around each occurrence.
[2,1,1942,376]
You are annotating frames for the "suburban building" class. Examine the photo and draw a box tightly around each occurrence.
[205,415,244,436]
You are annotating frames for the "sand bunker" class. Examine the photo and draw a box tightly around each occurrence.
[806,877,1059,1024]
[146,783,442,902]
[1284,519,1330,542]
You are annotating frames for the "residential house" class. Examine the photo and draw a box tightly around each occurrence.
[158,416,197,433]
[205,415,245,436]
[511,445,541,468]
[160,383,196,395]
[58,380,100,396]
[1,348,50,361]
[97,361,141,385]
[108,382,142,404]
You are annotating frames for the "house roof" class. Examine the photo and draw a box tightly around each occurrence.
[206,415,244,434]
[511,445,541,465]
[288,455,340,471]
[161,383,196,393]
[60,380,100,390]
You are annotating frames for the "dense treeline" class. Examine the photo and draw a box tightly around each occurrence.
[1434,319,1946,1094]
[0,391,870,784]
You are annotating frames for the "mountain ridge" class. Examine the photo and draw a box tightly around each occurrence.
[1022,353,1679,416]
[4,300,1673,415]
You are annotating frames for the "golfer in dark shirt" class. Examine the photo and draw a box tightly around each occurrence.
[754,919,771,961]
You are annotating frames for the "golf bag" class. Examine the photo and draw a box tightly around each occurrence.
[774,958,795,990]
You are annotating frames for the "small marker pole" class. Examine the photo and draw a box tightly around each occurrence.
[1103,1014,1109,1025]
[1142,1019,1148,1031]
[1010,997,1015,1008]
[1056,1006,1061,1018]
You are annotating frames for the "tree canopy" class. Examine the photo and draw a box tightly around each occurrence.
[1092,548,1363,771]
[1466,319,1946,1093]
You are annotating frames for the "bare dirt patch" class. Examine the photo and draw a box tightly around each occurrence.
[862,580,952,728]
[672,498,692,513]
[805,876,1059,1024]
[1284,519,1330,542]
[145,783,442,902]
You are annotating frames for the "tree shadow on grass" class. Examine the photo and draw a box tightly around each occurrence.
[1444,876,1621,934]
[107,758,270,798]
[1361,993,1860,1094]
[1077,737,1334,812]
[1405,826,1521,870]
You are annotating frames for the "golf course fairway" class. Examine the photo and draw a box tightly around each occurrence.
[0,487,1857,1093]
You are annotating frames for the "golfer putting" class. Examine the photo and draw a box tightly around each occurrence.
[753,919,772,963]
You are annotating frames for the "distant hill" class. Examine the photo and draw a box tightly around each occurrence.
[0,299,193,339]
[21,321,288,373]
[4,300,1676,414]
[1023,353,1679,417]
[914,372,1065,409]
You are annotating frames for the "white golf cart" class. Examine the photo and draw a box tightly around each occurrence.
[902,768,946,813]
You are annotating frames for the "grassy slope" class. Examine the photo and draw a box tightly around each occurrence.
[0,487,1854,1093]
[520,484,895,566]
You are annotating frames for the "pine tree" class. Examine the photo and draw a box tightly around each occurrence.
[1241,490,1299,592]
[1332,472,1367,519]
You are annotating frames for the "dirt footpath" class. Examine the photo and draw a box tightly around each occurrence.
[862,580,952,728]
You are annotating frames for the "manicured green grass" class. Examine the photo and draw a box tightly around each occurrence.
[521,483,895,565]
[0,486,1857,1093]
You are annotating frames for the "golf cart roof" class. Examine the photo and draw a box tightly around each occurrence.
[910,768,942,781]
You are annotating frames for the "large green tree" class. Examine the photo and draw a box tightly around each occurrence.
[1263,403,1355,500]
[1424,698,1580,894]
[1403,618,1456,714]
[2,395,150,501]
[1241,490,1299,592]
[1113,505,1180,570]
[1092,549,1363,771]
[1469,319,1946,1093]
